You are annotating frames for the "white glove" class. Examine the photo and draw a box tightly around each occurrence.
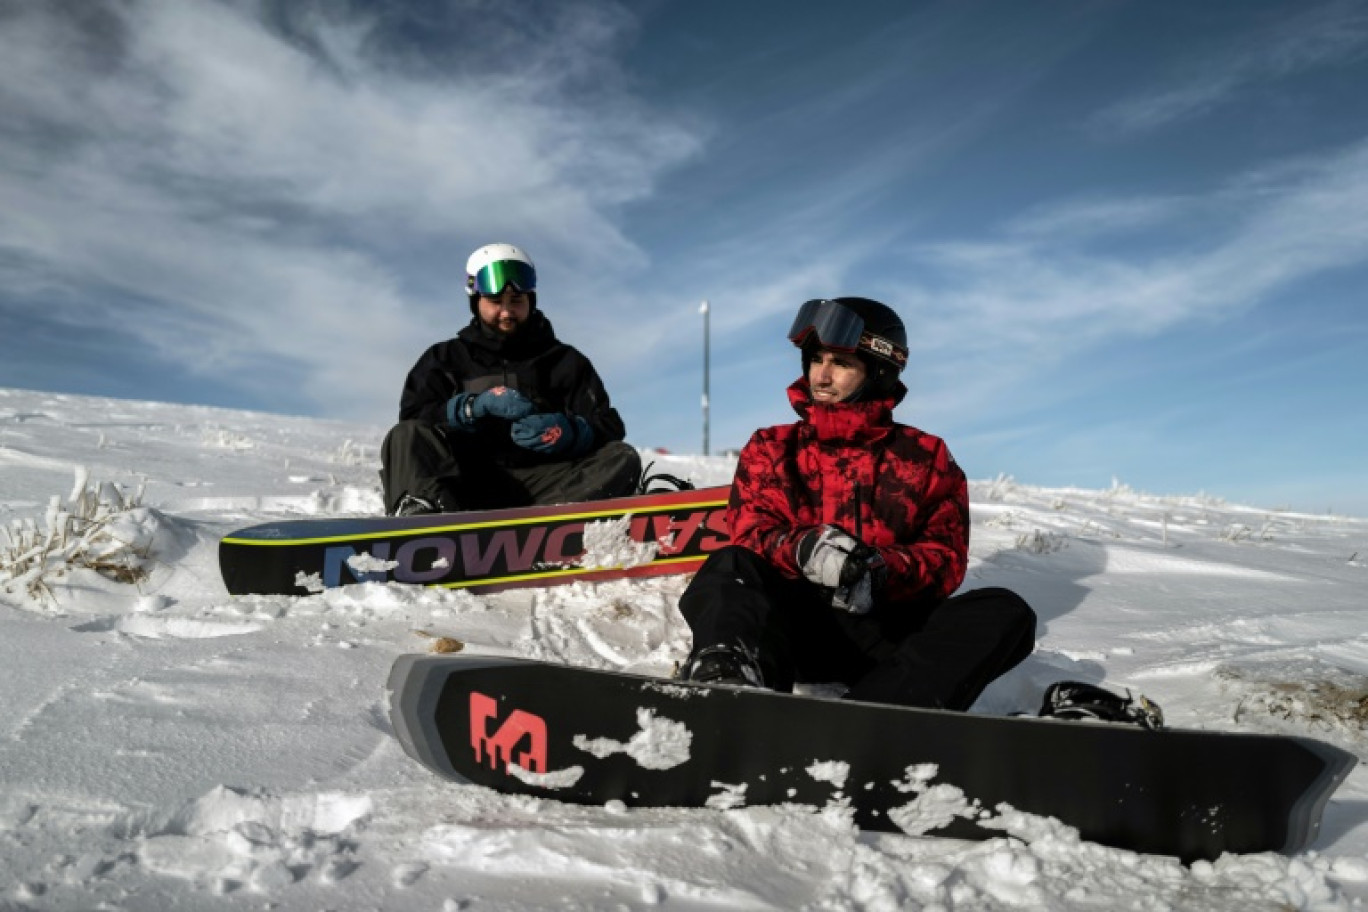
[795,525,884,614]
[796,525,862,589]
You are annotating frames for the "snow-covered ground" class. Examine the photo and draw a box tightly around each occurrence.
[2,385,1366,911]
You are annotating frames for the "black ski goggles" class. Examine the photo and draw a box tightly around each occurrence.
[467,259,537,297]
[787,299,908,368]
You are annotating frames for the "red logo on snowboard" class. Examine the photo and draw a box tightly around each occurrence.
[470,692,547,774]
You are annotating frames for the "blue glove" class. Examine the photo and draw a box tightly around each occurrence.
[447,387,535,429]
[510,413,593,456]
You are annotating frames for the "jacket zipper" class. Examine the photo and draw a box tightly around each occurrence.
[853,482,863,541]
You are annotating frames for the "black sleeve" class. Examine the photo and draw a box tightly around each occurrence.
[397,342,467,423]
[555,348,627,446]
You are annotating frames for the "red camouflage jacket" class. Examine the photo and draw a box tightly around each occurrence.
[727,378,969,605]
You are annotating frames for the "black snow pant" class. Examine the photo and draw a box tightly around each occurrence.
[379,419,642,515]
[678,545,1037,711]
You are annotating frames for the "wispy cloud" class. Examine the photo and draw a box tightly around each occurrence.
[1092,1,1368,135]
[883,138,1368,424]
[0,0,701,418]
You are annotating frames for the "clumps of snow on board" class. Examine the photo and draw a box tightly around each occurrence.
[507,763,585,789]
[798,761,981,840]
[887,763,984,836]
[345,551,401,576]
[807,759,851,789]
[576,512,659,569]
[574,707,692,770]
[705,781,749,810]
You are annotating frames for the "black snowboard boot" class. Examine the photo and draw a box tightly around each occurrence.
[681,644,765,689]
[392,494,440,517]
[1039,680,1164,730]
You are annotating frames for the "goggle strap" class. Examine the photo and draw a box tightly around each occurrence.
[788,299,908,367]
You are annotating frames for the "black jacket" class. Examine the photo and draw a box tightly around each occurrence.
[398,311,627,465]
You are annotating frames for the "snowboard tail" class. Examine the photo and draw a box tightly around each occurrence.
[388,654,1356,862]
[220,486,730,596]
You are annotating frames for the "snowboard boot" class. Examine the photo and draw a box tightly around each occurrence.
[1039,680,1164,730]
[681,644,765,689]
[392,494,440,517]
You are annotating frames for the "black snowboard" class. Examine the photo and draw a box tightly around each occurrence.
[388,654,1357,861]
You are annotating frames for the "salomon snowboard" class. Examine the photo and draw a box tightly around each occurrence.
[388,654,1356,861]
[220,486,729,595]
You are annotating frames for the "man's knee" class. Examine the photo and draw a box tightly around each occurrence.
[382,419,445,454]
[579,441,642,498]
[957,587,1037,663]
[382,419,416,450]
[596,441,643,492]
[693,545,774,580]
[680,546,780,618]
[955,586,1036,626]
[988,587,1037,637]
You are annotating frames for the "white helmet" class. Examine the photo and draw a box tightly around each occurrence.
[465,243,537,300]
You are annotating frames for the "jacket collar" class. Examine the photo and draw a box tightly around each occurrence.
[458,310,558,359]
[787,378,903,444]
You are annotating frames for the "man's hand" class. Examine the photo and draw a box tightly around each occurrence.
[511,413,592,456]
[470,387,535,420]
[447,387,534,428]
[794,525,886,614]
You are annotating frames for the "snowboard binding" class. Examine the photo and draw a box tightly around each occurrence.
[679,643,765,688]
[1039,680,1165,730]
[637,461,697,495]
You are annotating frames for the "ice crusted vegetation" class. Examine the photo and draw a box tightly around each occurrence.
[0,468,158,606]
[1218,661,1368,739]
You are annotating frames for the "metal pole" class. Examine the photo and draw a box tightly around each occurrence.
[700,300,710,456]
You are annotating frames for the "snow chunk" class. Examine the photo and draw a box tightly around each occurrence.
[643,681,703,699]
[573,708,691,770]
[507,764,585,789]
[889,783,976,836]
[806,760,850,790]
[893,763,941,794]
[576,514,658,570]
[294,571,325,593]
[705,781,748,810]
[346,552,399,574]
[887,765,981,836]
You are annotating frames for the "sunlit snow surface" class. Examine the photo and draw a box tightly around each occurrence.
[1,387,1366,910]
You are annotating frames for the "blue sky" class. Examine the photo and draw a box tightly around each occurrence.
[2,1,1367,515]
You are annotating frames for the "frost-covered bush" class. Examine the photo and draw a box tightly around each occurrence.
[0,468,153,605]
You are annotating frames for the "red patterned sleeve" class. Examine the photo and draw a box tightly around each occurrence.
[877,440,969,603]
[725,430,810,578]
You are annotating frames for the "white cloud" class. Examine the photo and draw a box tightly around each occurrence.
[0,0,701,419]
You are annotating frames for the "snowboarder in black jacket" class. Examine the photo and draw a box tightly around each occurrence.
[380,243,640,515]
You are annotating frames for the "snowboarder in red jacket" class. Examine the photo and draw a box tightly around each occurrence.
[678,297,1036,710]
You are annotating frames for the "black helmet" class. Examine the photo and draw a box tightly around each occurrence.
[789,297,908,399]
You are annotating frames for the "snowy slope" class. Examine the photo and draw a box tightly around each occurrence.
[1,386,1366,911]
